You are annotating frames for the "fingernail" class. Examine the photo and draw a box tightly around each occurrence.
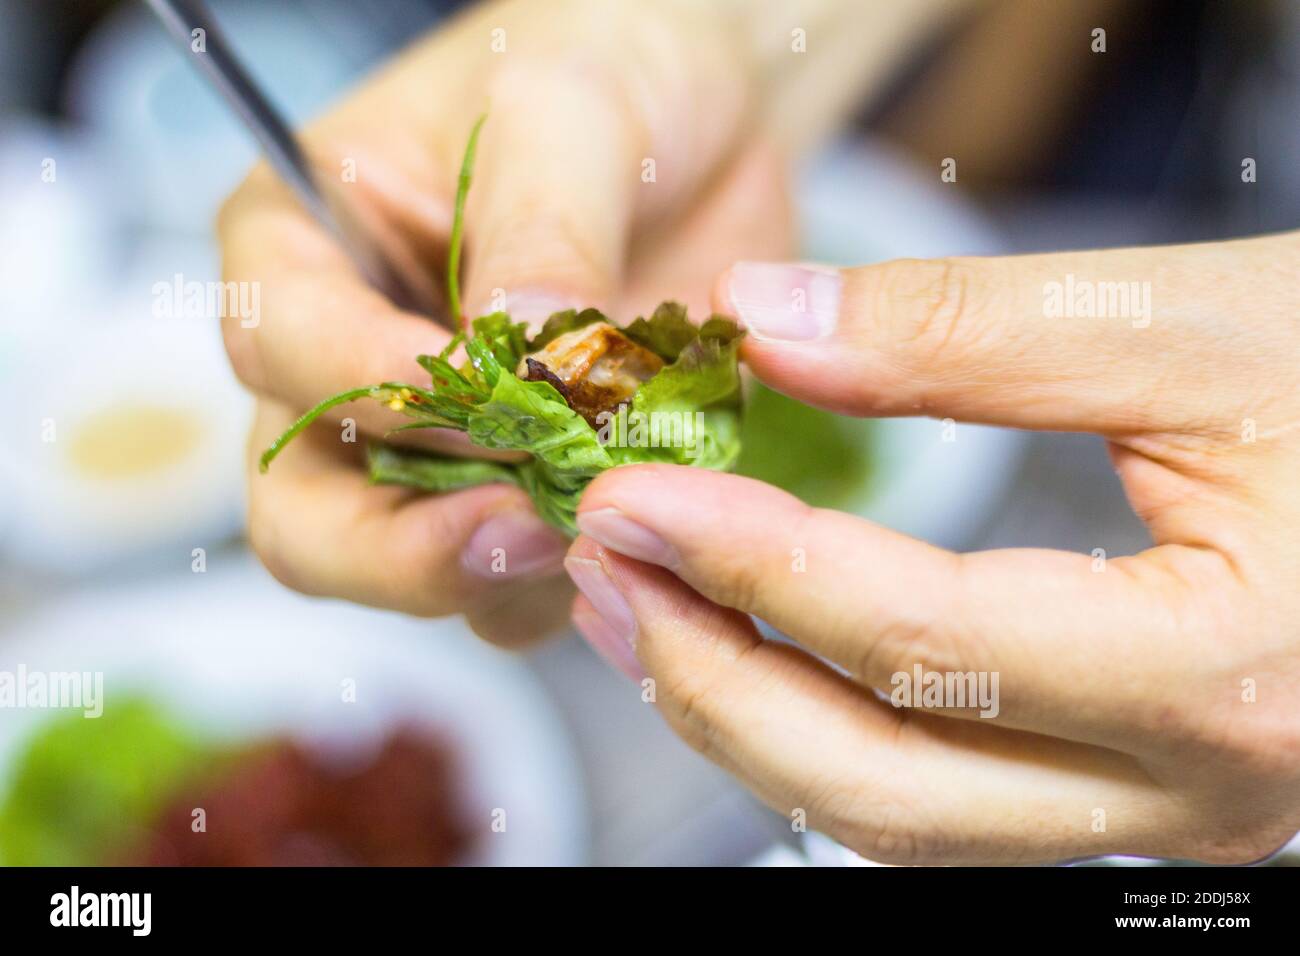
[572,602,645,683]
[469,289,584,330]
[729,261,841,341]
[462,510,568,579]
[564,556,637,646]
[576,508,678,568]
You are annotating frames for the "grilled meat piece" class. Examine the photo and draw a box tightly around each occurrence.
[519,322,664,427]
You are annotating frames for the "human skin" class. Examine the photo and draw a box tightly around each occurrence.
[219,0,793,644]
[218,0,1047,646]
[219,0,1300,862]
[219,0,982,644]
[567,235,1300,864]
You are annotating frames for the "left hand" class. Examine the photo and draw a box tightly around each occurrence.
[563,233,1300,864]
[218,0,791,645]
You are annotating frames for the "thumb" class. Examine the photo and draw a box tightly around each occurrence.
[713,236,1296,435]
[459,66,639,330]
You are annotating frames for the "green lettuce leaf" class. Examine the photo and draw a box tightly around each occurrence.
[258,116,746,535]
[606,316,743,471]
[621,301,699,361]
[0,697,207,865]
[467,372,615,533]
[261,311,743,535]
[369,443,520,493]
[467,312,529,370]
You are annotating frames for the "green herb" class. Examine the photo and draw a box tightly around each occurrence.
[736,382,876,509]
[621,301,700,361]
[369,443,521,493]
[0,697,208,865]
[260,116,746,535]
[446,113,487,325]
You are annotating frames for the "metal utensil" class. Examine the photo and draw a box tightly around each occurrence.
[141,0,436,317]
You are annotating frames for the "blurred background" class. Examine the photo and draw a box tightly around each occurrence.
[0,0,1296,866]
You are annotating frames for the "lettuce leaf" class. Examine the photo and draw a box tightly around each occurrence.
[608,317,744,471]
[257,115,744,536]
[0,697,207,865]
[262,306,743,535]
[369,443,521,493]
[621,301,700,361]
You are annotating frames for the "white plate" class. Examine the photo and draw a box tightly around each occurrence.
[0,557,589,866]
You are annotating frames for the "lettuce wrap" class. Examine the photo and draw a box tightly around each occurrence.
[259,116,744,535]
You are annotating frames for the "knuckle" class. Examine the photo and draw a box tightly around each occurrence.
[1165,722,1300,862]
[1193,822,1296,866]
[882,257,968,349]
[216,164,276,236]
[246,502,312,598]
[1207,712,1300,779]
[867,257,992,381]
[855,821,928,866]
[854,618,928,689]
[695,500,816,616]
[1145,659,1300,780]
[216,184,268,390]
[699,551,763,616]
[214,183,248,244]
[1177,627,1300,782]
[658,670,723,761]
[652,611,753,761]
[463,598,557,649]
[221,316,263,390]
[215,170,275,264]
[380,515,471,615]
[808,774,935,865]
[853,564,963,687]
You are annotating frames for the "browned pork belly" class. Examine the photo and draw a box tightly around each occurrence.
[518,322,664,427]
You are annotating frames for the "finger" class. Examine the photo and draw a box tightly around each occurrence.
[575,465,1218,753]
[219,170,478,455]
[465,573,576,649]
[571,594,645,683]
[565,538,1193,864]
[619,140,794,320]
[246,400,568,632]
[458,64,641,326]
[711,233,1300,435]
[460,6,755,328]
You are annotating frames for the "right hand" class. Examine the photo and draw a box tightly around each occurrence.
[218,0,792,645]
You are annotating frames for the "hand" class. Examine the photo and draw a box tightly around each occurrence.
[565,231,1300,862]
[218,0,791,643]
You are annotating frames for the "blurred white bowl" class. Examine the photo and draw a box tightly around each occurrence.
[0,312,250,573]
[0,118,125,329]
[0,556,589,866]
[64,1,390,235]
